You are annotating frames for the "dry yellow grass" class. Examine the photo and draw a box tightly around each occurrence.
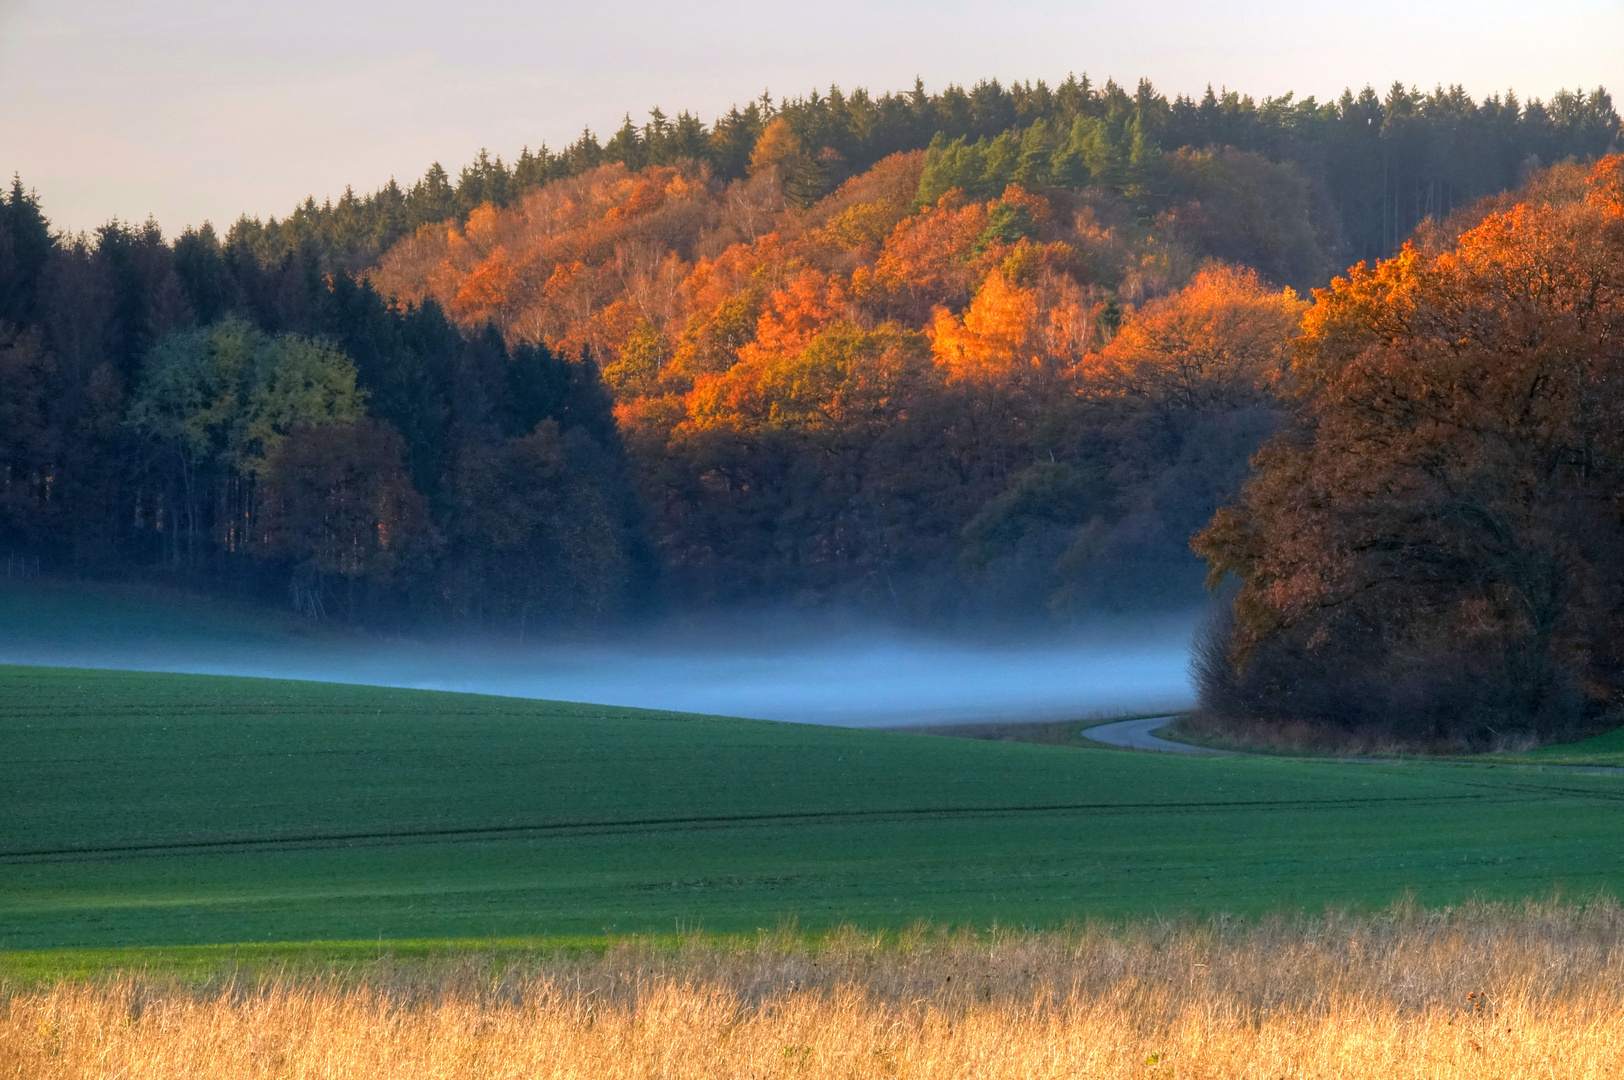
[8,901,1624,1078]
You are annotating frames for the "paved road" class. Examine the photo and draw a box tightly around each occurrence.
[1079,718,1624,772]
[1083,716,1231,755]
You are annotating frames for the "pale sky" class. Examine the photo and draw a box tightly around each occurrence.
[2,0,1620,236]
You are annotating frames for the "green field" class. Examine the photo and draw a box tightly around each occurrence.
[6,664,1624,955]
[1506,727,1624,767]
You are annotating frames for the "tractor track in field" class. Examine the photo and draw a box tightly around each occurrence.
[0,791,1527,864]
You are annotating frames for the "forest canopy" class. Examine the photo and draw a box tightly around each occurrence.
[0,72,1618,640]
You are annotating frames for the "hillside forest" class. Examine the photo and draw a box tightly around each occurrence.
[1,75,1620,710]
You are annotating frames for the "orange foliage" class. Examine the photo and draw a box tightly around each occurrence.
[663,290,760,392]
[744,268,848,357]
[748,117,803,176]
[852,192,992,322]
[369,154,1229,448]
[372,163,725,365]
[1592,155,1624,214]
[1194,156,1624,737]
[798,152,924,257]
[684,321,932,436]
[451,246,516,324]
[929,243,1096,387]
[996,184,1054,229]
[1080,266,1304,407]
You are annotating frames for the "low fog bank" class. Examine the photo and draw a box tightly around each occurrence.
[0,588,1197,725]
[390,615,1198,725]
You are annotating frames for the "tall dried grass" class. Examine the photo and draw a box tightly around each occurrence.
[8,901,1624,1078]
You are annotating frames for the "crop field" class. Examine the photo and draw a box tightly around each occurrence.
[10,904,1624,1078]
[7,664,1624,957]
[1506,727,1624,767]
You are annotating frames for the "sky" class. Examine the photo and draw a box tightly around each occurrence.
[2,0,1621,236]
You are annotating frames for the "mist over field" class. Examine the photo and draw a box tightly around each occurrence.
[3,64,1606,746]
[383,615,1198,725]
[0,587,1195,725]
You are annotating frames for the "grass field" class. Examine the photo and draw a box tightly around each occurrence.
[9,904,1624,1078]
[7,664,1624,956]
[1505,726,1624,767]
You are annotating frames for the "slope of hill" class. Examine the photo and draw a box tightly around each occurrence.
[0,75,1616,628]
[362,145,1310,610]
[7,665,1624,949]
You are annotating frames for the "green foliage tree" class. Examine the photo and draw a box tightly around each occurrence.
[126,318,365,561]
[128,318,364,478]
[0,177,52,327]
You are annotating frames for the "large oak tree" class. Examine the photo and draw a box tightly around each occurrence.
[1195,156,1624,742]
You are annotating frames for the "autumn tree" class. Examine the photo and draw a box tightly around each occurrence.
[684,320,933,435]
[1081,265,1305,410]
[1194,156,1624,744]
[749,117,827,208]
[956,265,1300,614]
[929,239,1095,389]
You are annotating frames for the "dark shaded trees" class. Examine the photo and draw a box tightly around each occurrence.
[0,190,651,629]
[258,419,432,618]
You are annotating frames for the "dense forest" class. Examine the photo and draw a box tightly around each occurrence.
[0,73,1619,643]
[228,77,1620,275]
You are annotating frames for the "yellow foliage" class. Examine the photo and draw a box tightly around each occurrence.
[684,321,932,435]
[816,200,902,251]
[748,117,803,176]
[463,201,502,244]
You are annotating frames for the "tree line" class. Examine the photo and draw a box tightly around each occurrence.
[1,73,1619,646]
[0,182,650,628]
[369,136,1322,616]
[227,75,1618,277]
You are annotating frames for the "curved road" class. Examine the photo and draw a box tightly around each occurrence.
[1080,717,1624,774]
[1083,716,1231,755]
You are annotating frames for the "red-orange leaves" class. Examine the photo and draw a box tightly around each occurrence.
[747,268,848,357]
[371,163,721,356]
[1085,265,1304,408]
[929,240,1097,388]
[1193,155,1624,739]
[1589,154,1624,216]
[452,247,517,324]
[853,192,991,323]
[684,321,932,436]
